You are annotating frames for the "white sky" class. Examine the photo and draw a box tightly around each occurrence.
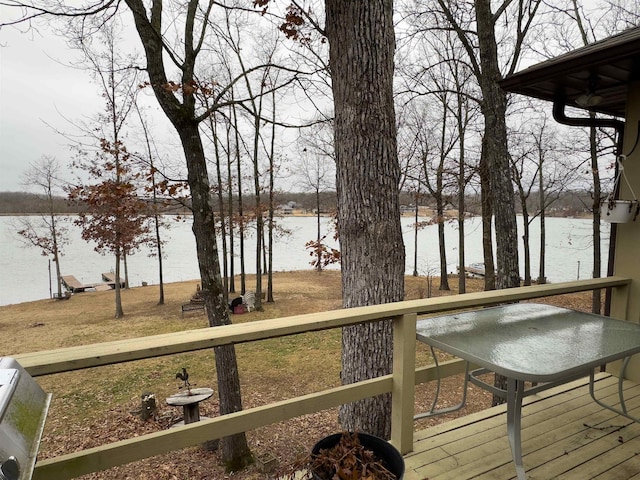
[0,1,611,194]
[0,25,105,192]
[0,10,310,194]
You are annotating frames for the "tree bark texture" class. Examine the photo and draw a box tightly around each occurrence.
[538,173,546,284]
[326,0,405,439]
[126,0,251,469]
[589,122,602,314]
[437,202,450,290]
[475,0,520,290]
[479,150,496,291]
[475,0,520,405]
[114,249,124,318]
[457,104,466,294]
[177,118,251,472]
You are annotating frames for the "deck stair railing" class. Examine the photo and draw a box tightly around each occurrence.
[14,276,630,480]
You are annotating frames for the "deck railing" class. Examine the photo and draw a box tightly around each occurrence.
[17,276,631,479]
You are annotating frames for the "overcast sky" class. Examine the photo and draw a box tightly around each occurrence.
[0,1,609,195]
[0,23,109,192]
[0,11,302,195]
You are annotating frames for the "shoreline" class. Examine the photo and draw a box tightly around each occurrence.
[0,211,592,219]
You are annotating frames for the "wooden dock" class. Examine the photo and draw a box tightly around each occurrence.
[457,263,487,278]
[61,275,91,293]
[62,275,113,293]
[101,272,124,288]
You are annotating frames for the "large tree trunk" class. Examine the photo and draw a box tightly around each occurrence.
[326,0,405,439]
[589,122,602,314]
[125,0,251,468]
[475,0,520,405]
[479,150,496,291]
[475,0,519,290]
[538,172,546,284]
[178,123,251,469]
[436,198,450,290]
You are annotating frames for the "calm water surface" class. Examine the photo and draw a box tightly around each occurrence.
[0,215,609,306]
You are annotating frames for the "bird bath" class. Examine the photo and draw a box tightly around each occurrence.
[165,388,214,425]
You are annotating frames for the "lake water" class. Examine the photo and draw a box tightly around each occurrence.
[0,215,609,306]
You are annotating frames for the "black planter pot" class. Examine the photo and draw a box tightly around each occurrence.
[310,432,405,480]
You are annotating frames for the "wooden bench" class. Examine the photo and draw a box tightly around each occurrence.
[181,302,205,316]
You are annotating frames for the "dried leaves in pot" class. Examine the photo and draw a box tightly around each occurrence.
[310,432,397,480]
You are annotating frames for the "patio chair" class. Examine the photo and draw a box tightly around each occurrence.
[242,291,256,312]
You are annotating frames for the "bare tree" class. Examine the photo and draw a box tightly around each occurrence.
[509,112,574,285]
[404,0,547,405]
[67,21,146,318]
[396,23,480,292]
[403,97,456,290]
[449,60,479,294]
[1,0,279,466]
[16,156,68,299]
[265,79,278,302]
[126,1,256,465]
[547,0,626,313]
[408,0,549,292]
[260,1,404,436]
[134,103,168,305]
[297,134,335,272]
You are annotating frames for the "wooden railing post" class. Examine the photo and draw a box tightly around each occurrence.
[391,313,416,455]
[610,281,632,321]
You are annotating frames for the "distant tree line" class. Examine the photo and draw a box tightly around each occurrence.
[0,191,191,215]
[0,192,78,214]
[1,189,597,217]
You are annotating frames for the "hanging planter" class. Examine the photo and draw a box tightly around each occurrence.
[601,155,640,223]
[602,199,640,223]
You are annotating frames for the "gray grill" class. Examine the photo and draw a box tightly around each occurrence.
[0,358,51,480]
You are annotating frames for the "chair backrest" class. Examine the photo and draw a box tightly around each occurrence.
[242,291,256,308]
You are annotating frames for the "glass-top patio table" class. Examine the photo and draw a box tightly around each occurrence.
[415,303,640,480]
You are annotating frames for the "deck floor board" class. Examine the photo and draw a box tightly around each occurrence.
[406,373,640,479]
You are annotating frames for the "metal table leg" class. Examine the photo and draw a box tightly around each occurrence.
[414,349,470,420]
[507,378,527,480]
[589,359,640,423]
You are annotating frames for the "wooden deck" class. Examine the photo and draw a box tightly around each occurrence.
[405,373,640,479]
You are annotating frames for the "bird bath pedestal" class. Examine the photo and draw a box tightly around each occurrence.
[166,387,218,450]
[166,387,214,425]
